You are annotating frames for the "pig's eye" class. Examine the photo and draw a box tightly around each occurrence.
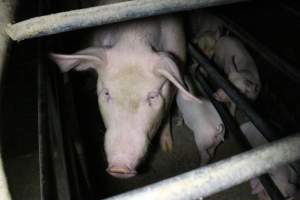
[100,88,111,102]
[147,91,160,106]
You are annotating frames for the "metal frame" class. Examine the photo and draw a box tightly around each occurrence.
[6,0,248,41]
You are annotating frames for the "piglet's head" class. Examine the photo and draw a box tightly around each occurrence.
[50,48,201,178]
[228,56,260,100]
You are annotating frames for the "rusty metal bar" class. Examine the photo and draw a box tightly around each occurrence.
[6,0,248,41]
[0,0,16,84]
[103,133,300,200]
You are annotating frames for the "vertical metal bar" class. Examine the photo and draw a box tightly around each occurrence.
[61,74,94,199]
[0,0,16,84]
[0,1,17,200]
[46,66,72,200]
[38,43,54,200]
[0,154,11,200]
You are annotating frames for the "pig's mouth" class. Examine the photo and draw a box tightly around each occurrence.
[106,166,137,178]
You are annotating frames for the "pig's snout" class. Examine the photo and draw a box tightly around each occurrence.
[106,165,137,178]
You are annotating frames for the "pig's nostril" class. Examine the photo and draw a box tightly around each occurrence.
[106,166,137,178]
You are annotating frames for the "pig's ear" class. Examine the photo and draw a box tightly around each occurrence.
[154,53,202,103]
[49,47,106,72]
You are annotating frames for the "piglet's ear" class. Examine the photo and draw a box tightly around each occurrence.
[154,52,202,104]
[49,47,107,72]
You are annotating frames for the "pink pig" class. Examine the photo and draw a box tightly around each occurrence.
[213,36,261,114]
[50,1,201,178]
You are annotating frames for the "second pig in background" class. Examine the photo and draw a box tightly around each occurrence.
[212,36,261,115]
[189,10,261,115]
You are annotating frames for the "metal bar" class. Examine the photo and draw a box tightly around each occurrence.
[38,44,53,200]
[0,154,11,200]
[61,74,94,199]
[192,68,285,200]
[104,133,300,200]
[5,0,248,41]
[188,44,282,142]
[0,0,16,82]
[0,1,17,200]
[218,15,300,83]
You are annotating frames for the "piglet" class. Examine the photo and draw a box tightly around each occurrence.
[213,36,261,114]
[241,122,298,200]
[176,76,225,165]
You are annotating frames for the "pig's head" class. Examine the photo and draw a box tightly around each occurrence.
[228,56,260,100]
[194,28,225,59]
[50,47,200,178]
[194,32,217,59]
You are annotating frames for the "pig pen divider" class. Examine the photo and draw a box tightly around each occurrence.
[104,133,300,200]
[5,0,249,41]
[190,66,286,200]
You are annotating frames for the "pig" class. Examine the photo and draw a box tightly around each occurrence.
[240,122,298,200]
[176,76,225,165]
[49,0,202,178]
[188,10,227,58]
[213,36,261,115]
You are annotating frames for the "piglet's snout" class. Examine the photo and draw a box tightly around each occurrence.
[106,165,137,178]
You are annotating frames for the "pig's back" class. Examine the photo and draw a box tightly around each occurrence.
[87,1,185,63]
[91,15,185,63]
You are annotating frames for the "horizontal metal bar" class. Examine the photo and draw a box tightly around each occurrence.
[188,43,281,142]
[6,0,248,41]
[104,133,300,200]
